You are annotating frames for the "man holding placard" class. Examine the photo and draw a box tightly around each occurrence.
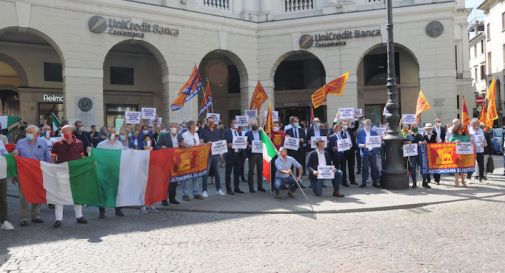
[285,116,307,180]
[245,119,266,193]
[306,139,344,197]
[157,123,181,206]
[223,119,245,195]
[200,116,226,197]
[307,117,327,151]
[356,119,380,188]
[328,122,351,187]
[403,123,425,188]
[468,118,487,182]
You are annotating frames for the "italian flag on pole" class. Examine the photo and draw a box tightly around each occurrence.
[261,130,278,182]
[92,148,173,208]
[16,155,102,206]
[0,116,20,130]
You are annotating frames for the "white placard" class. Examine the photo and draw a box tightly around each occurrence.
[417,128,425,135]
[211,140,228,155]
[310,136,328,149]
[337,138,352,152]
[375,127,387,136]
[365,135,382,149]
[245,110,258,120]
[252,140,263,153]
[232,136,247,149]
[338,108,355,120]
[456,142,474,155]
[235,115,249,127]
[263,111,279,122]
[148,117,162,127]
[125,111,141,124]
[317,166,335,179]
[353,108,363,118]
[206,113,220,123]
[283,136,300,150]
[402,114,417,125]
[403,143,418,157]
[474,134,485,146]
[141,107,156,119]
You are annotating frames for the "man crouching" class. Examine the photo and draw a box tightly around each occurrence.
[273,147,303,199]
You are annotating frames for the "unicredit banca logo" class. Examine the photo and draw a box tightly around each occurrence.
[88,16,107,33]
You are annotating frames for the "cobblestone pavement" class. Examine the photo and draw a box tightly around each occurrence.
[1,192,505,272]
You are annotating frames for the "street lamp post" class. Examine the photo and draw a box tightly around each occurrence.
[380,0,409,189]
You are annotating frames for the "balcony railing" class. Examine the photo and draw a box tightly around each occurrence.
[284,0,315,12]
[202,0,230,10]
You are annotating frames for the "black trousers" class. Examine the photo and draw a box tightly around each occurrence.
[248,153,264,190]
[477,152,485,179]
[355,149,362,173]
[345,150,356,183]
[239,151,247,179]
[225,152,241,191]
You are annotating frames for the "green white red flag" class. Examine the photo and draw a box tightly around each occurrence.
[261,130,277,182]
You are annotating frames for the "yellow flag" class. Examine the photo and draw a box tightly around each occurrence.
[415,90,432,119]
[485,79,498,128]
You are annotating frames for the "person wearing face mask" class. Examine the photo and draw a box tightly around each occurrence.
[245,118,266,193]
[96,131,126,218]
[180,120,204,201]
[223,119,246,195]
[468,118,487,182]
[285,116,308,181]
[340,120,359,185]
[404,123,425,188]
[307,139,344,197]
[157,123,181,206]
[270,121,285,150]
[12,125,50,227]
[421,123,437,188]
[74,120,91,156]
[432,118,446,184]
[50,125,88,228]
[356,119,380,188]
[307,117,328,152]
[200,117,226,197]
[448,122,469,187]
[328,122,349,187]
[274,147,303,198]
[136,124,152,150]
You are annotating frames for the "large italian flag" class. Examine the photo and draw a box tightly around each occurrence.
[0,116,20,130]
[16,155,102,206]
[93,148,173,207]
[0,154,17,179]
[261,130,278,182]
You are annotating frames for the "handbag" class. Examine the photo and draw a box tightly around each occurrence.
[486,155,494,173]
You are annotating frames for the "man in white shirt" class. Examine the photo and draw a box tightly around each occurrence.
[468,118,487,181]
[180,121,204,201]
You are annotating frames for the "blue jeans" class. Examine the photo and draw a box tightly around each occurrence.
[408,156,418,184]
[182,177,199,197]
[361,151,379,185]
[202,155,221,192]
[310,169,343,196]
[274,176,298,194]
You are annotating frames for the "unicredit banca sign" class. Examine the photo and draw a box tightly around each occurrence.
[88,16,179,38]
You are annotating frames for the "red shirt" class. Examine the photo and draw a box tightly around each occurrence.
[270,130,285,150]
[51,137,84,163]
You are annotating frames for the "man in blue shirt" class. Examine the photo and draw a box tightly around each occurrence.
[356,119,380,188]
[274,147,302,198]
[14,125,50,226]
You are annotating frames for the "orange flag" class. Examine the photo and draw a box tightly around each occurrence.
[324,72,349,95]
[479,100,487,125]
[249,81,268,111]
[264,102,273,136]
[311,86,327,109]
[170,65,202,111]
[415,90,432,120]
[461,96,469,127]
[485,79,498,128]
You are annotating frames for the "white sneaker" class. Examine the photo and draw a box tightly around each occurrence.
[218,189,226,196]
[1,221,14,231]
[148,205,158,213]
[202,191,209,198]
[140,206,148,214]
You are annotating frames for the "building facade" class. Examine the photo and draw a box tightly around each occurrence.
[0,0,473,128]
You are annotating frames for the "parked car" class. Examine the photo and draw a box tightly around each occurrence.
[491,128,503,155]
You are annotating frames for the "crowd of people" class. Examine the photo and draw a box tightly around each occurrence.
[0,113,496,231]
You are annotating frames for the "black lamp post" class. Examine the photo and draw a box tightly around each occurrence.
[380,0,409,189]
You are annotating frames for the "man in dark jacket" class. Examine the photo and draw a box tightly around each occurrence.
[245,119,265,193]
[306,117,328,151]
[223,119,245,195]
[306,139,344,197]
[157,122,181,206]
[285,116,307,179]
[74,120,91,156]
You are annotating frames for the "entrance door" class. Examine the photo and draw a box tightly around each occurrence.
[38,102,63,126]
[364,104,385,125]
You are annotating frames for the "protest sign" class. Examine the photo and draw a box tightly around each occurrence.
[211,140,228,155]
[403,143,418,157]
[337,138,352,152]
[456,142,474,155]
[235,115,249,127]
[148,117,162,127]
[263,111,279,122]
[365,136,382,149]
[252,140,263,153]
[317,166,335,179]
[245,110,258,120]
[310,136,328,149]
[474,135,485,146]
[206,113,220,123]
[419,143,475,174]
[402,114,417,124]
[125,111,141,124]
[338,108,355,120]
[232,136,247,149]
[353,108,363,118]
[141,107,156,120]
[375,127,387,136]
[284,136,300,150]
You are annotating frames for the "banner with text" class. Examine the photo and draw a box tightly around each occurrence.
[419,143,475,174]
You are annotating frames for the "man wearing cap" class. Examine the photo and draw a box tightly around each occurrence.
[307,139,344,197]
[273,147,302,198]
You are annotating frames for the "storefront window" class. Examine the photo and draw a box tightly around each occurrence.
[39,102,63,126]
[106,104,138,128]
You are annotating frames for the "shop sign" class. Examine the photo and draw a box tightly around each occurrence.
[88,15,179,39]
[43,94,63,103]
[299,28,381,49]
